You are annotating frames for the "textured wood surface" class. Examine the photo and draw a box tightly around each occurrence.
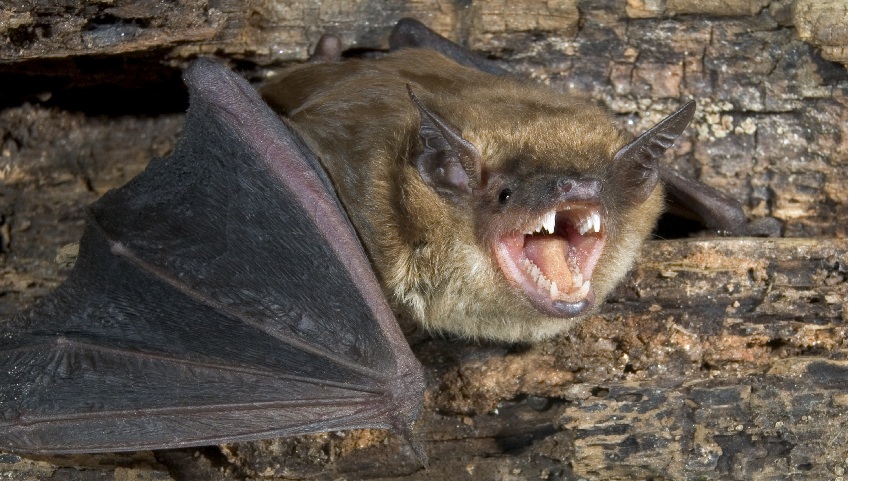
[0,1,847,480]
[0,238,847,480]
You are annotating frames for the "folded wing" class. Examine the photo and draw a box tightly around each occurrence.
[0,59,424,454]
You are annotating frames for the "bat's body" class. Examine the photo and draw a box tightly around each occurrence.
[0,19,773,455]
[262,49,679,341]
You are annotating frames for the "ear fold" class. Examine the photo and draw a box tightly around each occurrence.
[613,100,696,205]
[407,85,481,202]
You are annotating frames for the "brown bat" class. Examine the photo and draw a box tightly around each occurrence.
[261,45,691,342]
[0,19,775,455]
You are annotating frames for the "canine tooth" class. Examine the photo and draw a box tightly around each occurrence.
[576,280,591,298]
[542,211,556,234]
[550,281,559,299]
[591,212,601,232]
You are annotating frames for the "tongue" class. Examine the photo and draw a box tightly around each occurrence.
[524,235,574,289]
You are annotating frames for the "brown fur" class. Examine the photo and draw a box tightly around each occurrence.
[261,49,663,342]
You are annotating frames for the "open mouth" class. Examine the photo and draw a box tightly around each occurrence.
[493,204,606,317]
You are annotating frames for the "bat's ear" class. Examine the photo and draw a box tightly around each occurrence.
[407,85,481,202]
[613,100,696,205]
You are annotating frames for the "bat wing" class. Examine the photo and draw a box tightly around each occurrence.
[390,18,509,76]
[0,59,425,454]
[659,166,782,236]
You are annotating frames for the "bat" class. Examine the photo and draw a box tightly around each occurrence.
[0,18,776,455]
[260,18,779,342]
[0,58,424,456]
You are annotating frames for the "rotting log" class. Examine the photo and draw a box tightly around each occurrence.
[0,239,847,480]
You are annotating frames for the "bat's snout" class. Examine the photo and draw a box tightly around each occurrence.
[555,178,602,204]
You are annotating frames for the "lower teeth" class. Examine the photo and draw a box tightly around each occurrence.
[522,257,589,301]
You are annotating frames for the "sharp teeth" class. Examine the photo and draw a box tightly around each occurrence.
[522,256,590,301]
[523,258,538,282]
[578,215,593,235]
[524,257,549,289]
[576,280,591,298]
[577,211,602,235]
[541,211,556,234]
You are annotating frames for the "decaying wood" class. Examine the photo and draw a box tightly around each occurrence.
[0,238,847,480]
[0,1,847,480]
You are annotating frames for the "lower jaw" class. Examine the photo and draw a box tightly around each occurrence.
[430,304,587,342]
[526,290,595,318]
[493,242,602,319]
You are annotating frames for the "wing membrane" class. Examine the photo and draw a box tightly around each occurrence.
[0,59,424,454]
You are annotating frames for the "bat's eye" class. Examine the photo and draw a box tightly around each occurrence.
[498,188,512,204]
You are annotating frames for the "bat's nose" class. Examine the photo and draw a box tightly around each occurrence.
[555,178,601,203]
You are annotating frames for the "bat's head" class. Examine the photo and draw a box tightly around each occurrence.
[396,84,695,341]
[263,50,695,342]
